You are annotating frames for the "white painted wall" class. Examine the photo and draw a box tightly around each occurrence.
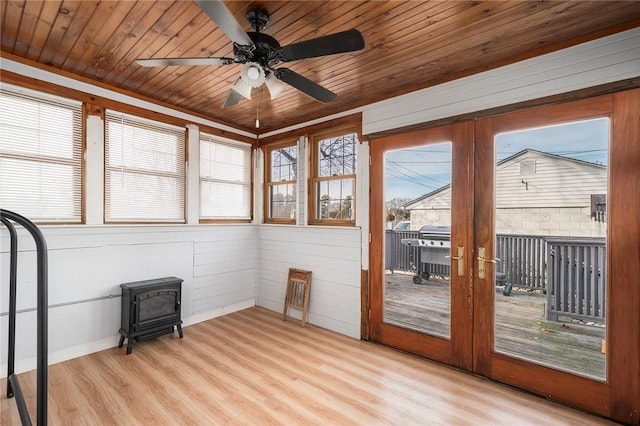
[0,224,256,374]
[256,225,362,339]
[0,70,257,376]
[84,115,105,225]
[254,136,368,340]
[296,136,308,226]
[362,27,640,135]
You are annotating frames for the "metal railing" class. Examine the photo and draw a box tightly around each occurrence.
[496,234,546,290]
[546,238,606,322]
[384,230,418,273]
[385,231,545,288]
[2,209,48,426]
[385,230,607,322]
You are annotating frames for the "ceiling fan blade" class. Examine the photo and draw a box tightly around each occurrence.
[222,77,252,108]
[279,29,364,61]
[195,0,254,47]
[275,68,336,103]
[136,57,234,67]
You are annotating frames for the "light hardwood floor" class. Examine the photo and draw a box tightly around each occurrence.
[1,307,614,425]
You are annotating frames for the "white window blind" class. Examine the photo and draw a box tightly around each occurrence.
[0,83,83,223]
[105,110,186,223]
[199,133,251,220]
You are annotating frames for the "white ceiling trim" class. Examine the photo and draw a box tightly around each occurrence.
[362,27,640,135]
[0,58,257,139]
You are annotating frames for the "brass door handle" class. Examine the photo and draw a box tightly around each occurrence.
[477,247,500,279]
[445,246,464,276]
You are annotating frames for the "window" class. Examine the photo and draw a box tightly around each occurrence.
[105,110,185,223]
[0,84,83,223]
[200,133,251,221]
[309,130,358,225]
[264,141,297,223]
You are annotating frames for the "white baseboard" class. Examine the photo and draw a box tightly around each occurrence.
[183,299,255,326]
[0,299,256,377]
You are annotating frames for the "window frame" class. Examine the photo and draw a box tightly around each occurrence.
[264,139,298,224]
[104,110,186,224]
[308,126,359,226]
[0,83,84,224]
[199,132,253,223]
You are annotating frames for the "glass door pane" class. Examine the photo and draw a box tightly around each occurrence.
[383,142,453,338]
[493,118,609,380]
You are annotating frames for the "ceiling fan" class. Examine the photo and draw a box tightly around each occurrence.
[137,0,365,109]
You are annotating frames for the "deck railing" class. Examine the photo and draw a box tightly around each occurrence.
[385,230,607,322]
[385,230,419,273]
[385,230,546,289]
[496,234,546,290]
[546,238,606,322]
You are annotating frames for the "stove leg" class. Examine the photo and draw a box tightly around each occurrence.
[177,324,183,338]
[126,339,133,355]
[118,335,125,348]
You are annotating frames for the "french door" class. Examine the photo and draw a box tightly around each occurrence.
[370,123,475,370]
[369,90,640,422]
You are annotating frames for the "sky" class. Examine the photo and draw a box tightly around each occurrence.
[384,117,610,202]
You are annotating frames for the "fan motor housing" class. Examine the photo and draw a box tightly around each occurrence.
[234,32,281,67]
[247,9,269,32]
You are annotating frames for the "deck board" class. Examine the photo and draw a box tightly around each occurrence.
[384,272,606,379]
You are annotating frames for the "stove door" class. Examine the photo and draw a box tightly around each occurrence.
[135,289,180,332]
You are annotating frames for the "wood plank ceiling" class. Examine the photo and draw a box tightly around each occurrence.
[2,1,640,134]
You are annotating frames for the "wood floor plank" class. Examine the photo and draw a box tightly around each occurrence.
[1,307,614,425]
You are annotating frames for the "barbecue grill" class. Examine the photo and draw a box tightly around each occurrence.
[401,225,451,284]
[400,225,511,293]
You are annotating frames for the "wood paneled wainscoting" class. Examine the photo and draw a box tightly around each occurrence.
[1,307,614,425]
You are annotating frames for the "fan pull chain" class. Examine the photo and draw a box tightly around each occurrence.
[256,86,261,128]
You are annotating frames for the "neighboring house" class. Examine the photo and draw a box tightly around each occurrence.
[405,149,607,237]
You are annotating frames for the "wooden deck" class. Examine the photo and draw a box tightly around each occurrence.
[384,272,606,380]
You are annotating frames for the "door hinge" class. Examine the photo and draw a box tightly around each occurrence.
[369,232,371,243]
[369,154,372,166]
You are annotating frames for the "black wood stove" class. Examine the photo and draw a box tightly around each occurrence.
[118,276,183,354]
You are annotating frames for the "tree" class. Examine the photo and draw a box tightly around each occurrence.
[385,197,411,225]
[320,194,331,219]
[339,195,353,219]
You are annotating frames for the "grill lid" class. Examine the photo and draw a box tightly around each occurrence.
[418,225,451,240]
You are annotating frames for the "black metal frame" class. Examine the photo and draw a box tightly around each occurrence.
[1,209,48,426]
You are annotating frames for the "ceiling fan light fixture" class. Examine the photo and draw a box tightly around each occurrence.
[231,77,252,100]
[265,72,286,100]
[241,62,266,88]
[247,66,260,80]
